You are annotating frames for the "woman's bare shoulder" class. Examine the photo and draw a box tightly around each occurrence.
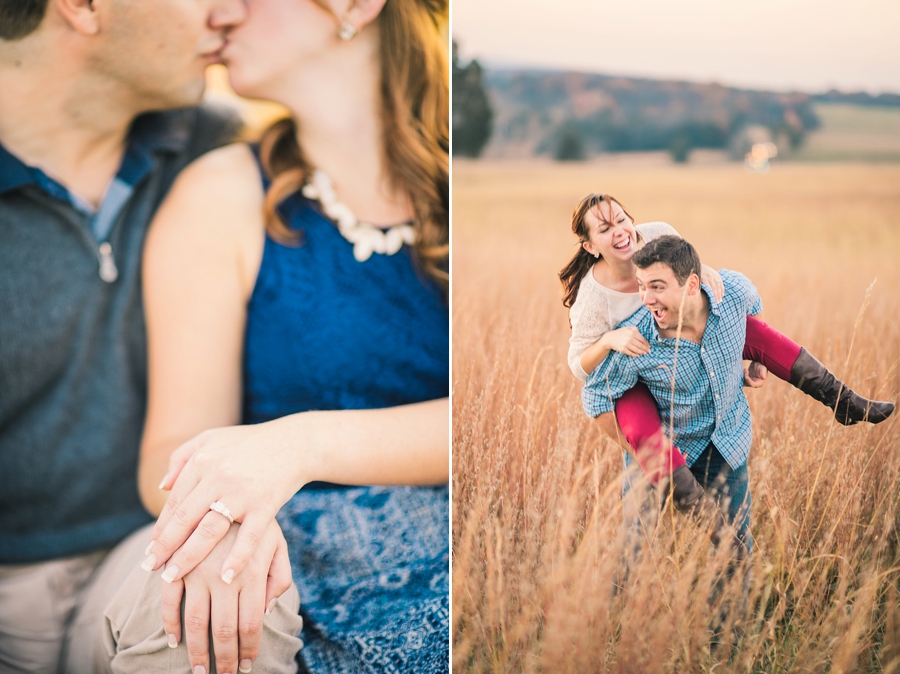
[154,143,265,241]
[146,143,266,296]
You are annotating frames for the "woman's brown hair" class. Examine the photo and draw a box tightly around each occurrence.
[258,0,449,293]
[558,193,636,308]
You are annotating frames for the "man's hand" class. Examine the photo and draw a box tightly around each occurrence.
[160,519,294,674]
[744,361,768,388]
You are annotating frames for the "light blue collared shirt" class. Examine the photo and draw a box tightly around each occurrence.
[582,269,763,469]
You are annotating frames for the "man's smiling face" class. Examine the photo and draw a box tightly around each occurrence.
[636,262,693,331]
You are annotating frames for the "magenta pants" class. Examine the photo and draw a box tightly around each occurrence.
[614,315,801,484]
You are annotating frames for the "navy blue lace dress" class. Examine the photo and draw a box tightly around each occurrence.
[242,177,449,673]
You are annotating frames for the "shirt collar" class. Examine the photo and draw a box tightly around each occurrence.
[0,143,34,195]
[700,282,723,317]
[0,108,192,198]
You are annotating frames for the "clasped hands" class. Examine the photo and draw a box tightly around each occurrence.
[143,423,302,674]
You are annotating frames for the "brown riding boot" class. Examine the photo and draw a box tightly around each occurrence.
[790,348,894,425]
[659,465,748,560]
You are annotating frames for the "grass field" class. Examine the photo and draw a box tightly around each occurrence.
[794,104,900,162]
[452,160,900,672]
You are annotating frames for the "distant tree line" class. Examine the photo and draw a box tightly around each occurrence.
[452,42,493,158]
[484,69,826,163]
[549,111,817,163]
[812,90,900,108]
[547,115,734,162]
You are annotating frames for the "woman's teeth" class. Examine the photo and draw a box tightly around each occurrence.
[613,238,631,250]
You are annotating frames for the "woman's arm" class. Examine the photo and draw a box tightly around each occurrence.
[579,328,651,375]
[567,279,612,381]
[139,142,279,671]
[139,143,264,516]
[149,397,449,586]
[569,281,650,380]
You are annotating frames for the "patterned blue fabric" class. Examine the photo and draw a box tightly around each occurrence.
[242,177,449,673]
[583,270,762,469]
[277,486,449,673]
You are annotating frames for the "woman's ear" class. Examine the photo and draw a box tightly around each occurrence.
[53,0,100,35]
[343,0,388,33]
[582,241,598,259]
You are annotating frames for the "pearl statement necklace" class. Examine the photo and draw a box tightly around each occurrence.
[301,169,416,262]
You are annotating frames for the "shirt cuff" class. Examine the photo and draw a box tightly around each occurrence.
[582,388,616,418]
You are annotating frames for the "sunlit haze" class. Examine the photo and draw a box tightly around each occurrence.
[453,0,900,94]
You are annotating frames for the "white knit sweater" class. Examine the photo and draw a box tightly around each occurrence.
[567,221,680,381]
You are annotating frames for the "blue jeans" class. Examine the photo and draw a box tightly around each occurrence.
[622,443,753,552]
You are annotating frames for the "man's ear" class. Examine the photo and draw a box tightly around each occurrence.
[53,0,100,35]
[687,272,701,295]
[343,0,388,33]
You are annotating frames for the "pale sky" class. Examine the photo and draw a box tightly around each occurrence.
[452,0,900,94]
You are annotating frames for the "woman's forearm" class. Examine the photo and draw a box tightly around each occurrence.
[579,334,613,377]
[140,436,197,516]
[276,398,450,491]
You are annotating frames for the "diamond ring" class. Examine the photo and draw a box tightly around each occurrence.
[209,500,234,524]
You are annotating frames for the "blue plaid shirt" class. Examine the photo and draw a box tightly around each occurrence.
[583,270,763,469]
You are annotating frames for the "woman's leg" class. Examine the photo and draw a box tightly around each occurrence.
[615,383,685,485]
[743,315,894,425]
[615,385,747,560]
[742,315,801,380]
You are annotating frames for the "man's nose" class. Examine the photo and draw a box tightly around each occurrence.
[211,0,247,30]
[642,290,655,306]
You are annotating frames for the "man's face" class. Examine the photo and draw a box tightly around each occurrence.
[636,262,695,331]
[90,0,246,110]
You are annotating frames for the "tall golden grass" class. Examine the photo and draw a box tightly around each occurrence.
[452,160,900,672]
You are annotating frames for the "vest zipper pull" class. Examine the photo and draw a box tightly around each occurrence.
[98,242,118,283]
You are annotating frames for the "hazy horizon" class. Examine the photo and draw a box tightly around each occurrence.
[453,0,900,96]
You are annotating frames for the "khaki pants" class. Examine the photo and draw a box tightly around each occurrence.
[0,525,303,674]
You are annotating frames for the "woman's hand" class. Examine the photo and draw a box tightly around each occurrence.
[161,519,294,674]
[744,361,768,388]
[145,422,304,586]
[700,264,724,302]
[143,400,447,587]
[603,326,650,358]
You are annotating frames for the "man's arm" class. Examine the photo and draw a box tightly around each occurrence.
[582,349,640,419]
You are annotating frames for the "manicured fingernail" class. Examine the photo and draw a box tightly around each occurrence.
[222,568,235,584]
[167,633,178,648]
[144,540,155,556]
[192,666,206,674]
[161,564,180,583]
[239,659,252,673]
[158,473,169,490]
[265,598,277,615]
[141,554,157,572]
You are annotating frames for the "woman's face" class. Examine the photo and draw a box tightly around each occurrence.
[581,200,637,263]
[221,0,342,99]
